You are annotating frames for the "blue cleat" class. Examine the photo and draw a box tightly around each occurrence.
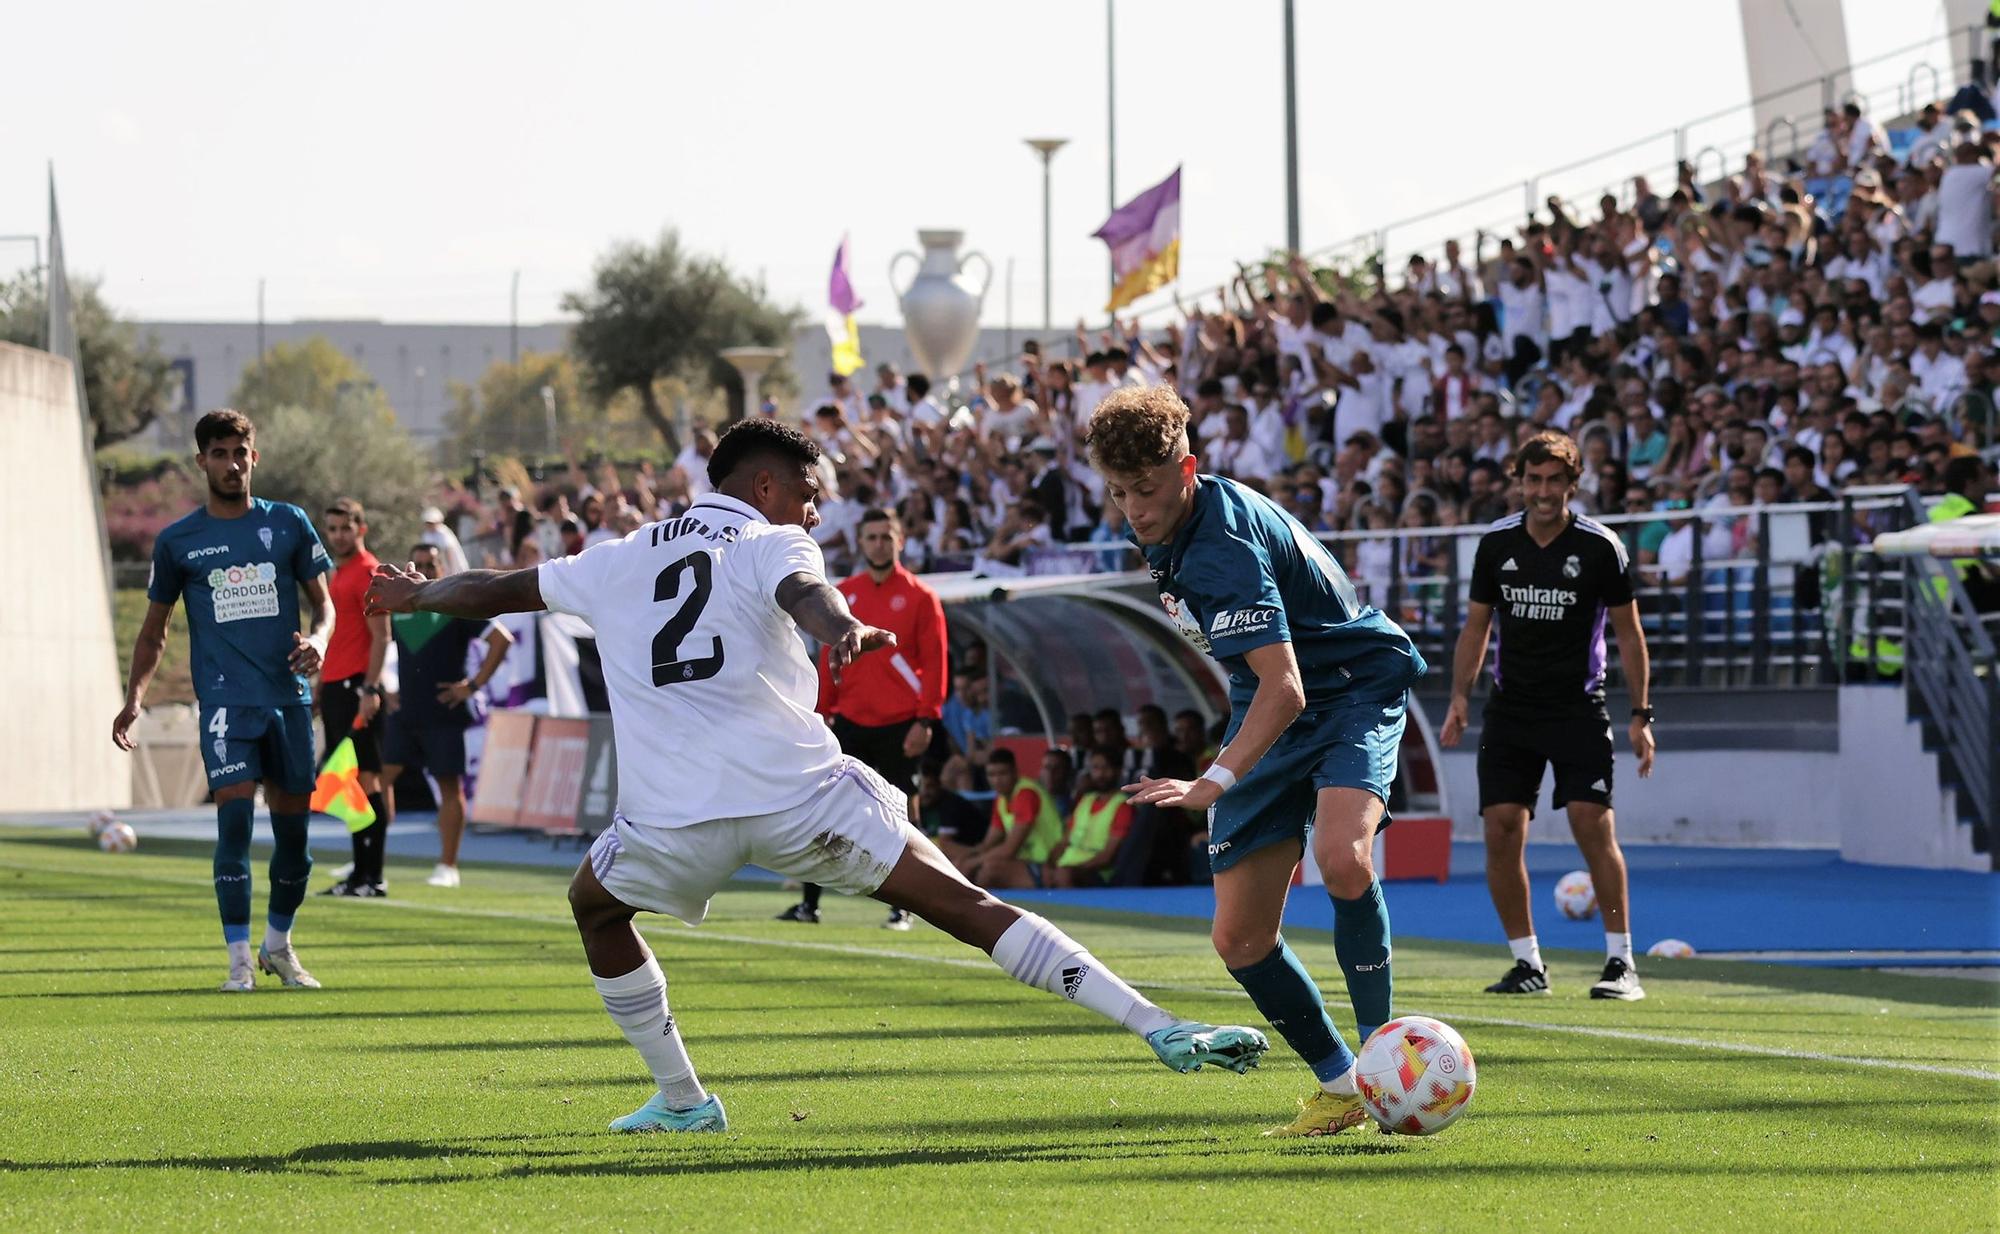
[1145,1021,1270,1074]
[608,1092,728,1134]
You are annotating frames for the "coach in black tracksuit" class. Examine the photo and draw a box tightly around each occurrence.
[1440,431,1655,1003]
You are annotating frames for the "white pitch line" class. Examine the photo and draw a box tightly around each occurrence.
[6,856,1998,1083]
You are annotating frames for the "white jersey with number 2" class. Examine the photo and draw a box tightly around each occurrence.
[536,491,840,829]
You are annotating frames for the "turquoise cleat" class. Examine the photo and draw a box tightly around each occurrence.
[608,1092,728,1134]
[1145,1021,1270,1074]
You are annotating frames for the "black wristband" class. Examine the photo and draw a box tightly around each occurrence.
[1631,706,1655,723]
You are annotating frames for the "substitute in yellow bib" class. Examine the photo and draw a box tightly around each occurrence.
[957,747,1064,890]
[1048,747,1137,888]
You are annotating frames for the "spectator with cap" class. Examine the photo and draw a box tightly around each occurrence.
[418,505,469,575]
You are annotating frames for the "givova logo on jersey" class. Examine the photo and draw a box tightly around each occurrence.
[208,562,281,624]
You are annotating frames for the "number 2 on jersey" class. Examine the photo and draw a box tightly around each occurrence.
[651,552,725,687]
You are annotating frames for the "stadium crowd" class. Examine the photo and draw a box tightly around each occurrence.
[430,100,1995,611]
[356,100,2000,892]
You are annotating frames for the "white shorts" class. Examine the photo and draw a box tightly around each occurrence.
[587,756,919,925]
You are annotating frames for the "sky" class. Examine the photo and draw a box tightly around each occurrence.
[0,0,1960,332]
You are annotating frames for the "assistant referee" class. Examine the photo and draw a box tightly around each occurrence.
[776,507,948,930]
[1440,431,1656,1002]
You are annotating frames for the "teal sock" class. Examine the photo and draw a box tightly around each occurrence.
[1332,879,1393,1042]
[214,798,255,945]
[266,811,313,932]
[1226,938,1354,1082]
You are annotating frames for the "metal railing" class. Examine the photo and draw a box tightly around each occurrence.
[1316,493,1915,689]
[1002,489,1918,691]
[1129,22,1980,317]
[1897,491,2000,854]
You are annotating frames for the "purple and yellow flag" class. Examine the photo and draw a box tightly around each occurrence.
[826,234,865,377]
[1094,166,1181,312]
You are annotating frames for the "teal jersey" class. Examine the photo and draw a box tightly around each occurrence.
[1138,475,1426,710]
[147,499,332,707]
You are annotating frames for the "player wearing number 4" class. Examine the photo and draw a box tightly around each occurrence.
[1085,387,1427,1138]
[113,410,334,993]
[1440,431,1655,1002]
[364,418,1270,1134]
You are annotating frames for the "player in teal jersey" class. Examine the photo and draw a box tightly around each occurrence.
[1086,385,1427,1137]
[113,410,335,992]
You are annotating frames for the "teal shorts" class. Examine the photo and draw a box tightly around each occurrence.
[198,702,317,796]
[1206,693,1407,874]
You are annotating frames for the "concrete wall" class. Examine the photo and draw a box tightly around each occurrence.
[1737,0,1853,146]
[0,342,131,811]
[1430,685,1988,871]
[134,317,1055,452]
[1836,684,1988,872]
[1435,747,1844,850]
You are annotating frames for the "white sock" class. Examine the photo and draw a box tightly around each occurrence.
[263,925,290,954]
[227,940,252,969]
[1605,932,1634,964]
[593,957,708,1110]
[1508,935,1543,972]
[991,913,1177,1037]
[1319,1064,1358,1096]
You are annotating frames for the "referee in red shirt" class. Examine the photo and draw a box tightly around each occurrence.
[316,498,392,895]
[777,507,948,929]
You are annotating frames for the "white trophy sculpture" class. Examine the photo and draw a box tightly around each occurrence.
[889,229,992,382]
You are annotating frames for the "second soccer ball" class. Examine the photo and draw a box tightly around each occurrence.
[1554,870,1596,920]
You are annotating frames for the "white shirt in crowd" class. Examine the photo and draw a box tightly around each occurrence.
[1544,261,1593,341]
[1334,368,1392,440]
[1911,276,1958,326]
[419,520,471,576]
[535,493,840,829]
[1845,115,1880,169]
[1203,435,1282,485]
[981,400,1039,449]
[1935,161,1995,260]
[1911,347,1969,411]
[672,446,714,497]
[1496,278,1548,351]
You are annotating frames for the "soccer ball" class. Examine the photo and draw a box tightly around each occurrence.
[1554,870,1596,920]
[86,810,116,838]
[1356,1016,1477,1136]
[1648,938,1696,959]
[97,822,137,853]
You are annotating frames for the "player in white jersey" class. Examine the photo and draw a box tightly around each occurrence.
[365,420,1268,1134]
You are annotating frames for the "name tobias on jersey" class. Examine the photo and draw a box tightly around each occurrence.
[1499,582,1579,621]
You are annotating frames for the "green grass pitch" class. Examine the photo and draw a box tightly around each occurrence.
[1,828,1995,1232]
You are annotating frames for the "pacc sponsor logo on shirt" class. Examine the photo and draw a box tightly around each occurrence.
[1209,607,1277,638]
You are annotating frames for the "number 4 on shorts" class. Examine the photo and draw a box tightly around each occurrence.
[207,707,228,739]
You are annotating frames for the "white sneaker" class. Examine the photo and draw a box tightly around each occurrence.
[219,962,256,993]
[257,944,322,989]
[426,863,460,888]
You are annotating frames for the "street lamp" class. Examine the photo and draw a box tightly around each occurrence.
[719,346,786,422]
[1025,138,1069,332]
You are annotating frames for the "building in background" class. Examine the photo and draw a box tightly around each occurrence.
[138,319,1053,450]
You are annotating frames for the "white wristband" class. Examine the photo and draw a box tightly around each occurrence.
[1200,764,1238,793]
